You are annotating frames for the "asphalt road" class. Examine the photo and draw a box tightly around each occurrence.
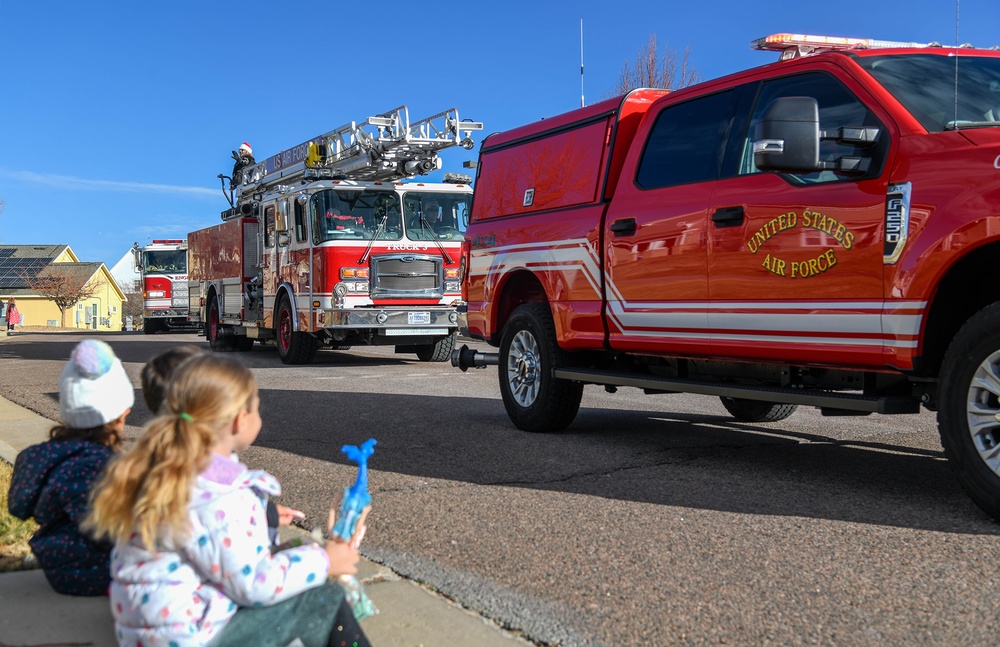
[2,331,998,646]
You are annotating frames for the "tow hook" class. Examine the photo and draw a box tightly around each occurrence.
[451,344,499,372]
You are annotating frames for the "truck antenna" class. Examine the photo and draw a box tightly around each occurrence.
[953,0,960,124]
[580,19,585,108]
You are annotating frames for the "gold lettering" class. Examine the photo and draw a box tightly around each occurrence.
[761,253,787,276]
[790,250,838,278]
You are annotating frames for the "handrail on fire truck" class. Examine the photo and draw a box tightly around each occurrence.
[232,106,483,202]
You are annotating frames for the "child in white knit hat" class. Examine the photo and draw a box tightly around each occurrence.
[7,339,134,595]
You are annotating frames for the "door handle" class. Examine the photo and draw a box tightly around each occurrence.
[711,206,745,228]
[712,207,743,227]
[610,218,637,237]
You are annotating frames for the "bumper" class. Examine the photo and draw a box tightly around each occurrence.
[322,306,459,336]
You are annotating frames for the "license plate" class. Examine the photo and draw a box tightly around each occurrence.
[408,312,431,325]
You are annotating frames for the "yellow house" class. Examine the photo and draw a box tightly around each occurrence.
[0,245,127,331]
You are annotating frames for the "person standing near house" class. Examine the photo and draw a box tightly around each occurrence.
[6,297,21,334]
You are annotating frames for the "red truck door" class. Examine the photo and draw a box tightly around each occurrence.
[706,70,897,368]
[604,88,743,357]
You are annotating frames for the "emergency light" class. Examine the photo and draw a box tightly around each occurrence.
[752,33,937,60]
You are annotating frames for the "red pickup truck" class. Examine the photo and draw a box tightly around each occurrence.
[453,34,1000,521]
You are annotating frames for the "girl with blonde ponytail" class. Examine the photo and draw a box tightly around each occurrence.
[86,354,370,647]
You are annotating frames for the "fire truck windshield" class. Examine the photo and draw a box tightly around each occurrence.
[311,189,404,243]
[858,54,1000,131]
[402,191,471,241]
[142,250,186,274]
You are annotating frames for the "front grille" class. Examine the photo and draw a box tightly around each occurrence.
[371,254,442,298]
[171,289,189,309]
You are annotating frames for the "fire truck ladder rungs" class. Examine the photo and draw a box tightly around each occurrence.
[235,106,482,196]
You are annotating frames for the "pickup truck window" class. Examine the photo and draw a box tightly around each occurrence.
[858,54,1000,132]
[636,89,738,189]
[740,72,885,184]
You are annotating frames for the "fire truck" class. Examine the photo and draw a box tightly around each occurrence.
[187,105,482,364]
[131,239,194,334]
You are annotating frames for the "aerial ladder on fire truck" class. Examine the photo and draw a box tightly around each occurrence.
[220,106,482,217]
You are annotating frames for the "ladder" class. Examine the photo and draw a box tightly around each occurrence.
[234,106,482,200]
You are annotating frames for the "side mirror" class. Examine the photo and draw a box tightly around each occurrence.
[753,97,821,173]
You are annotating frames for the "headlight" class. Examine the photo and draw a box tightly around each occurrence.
[148,290,166,298]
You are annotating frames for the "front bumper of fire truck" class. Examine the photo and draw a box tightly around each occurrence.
[144,307,189,319]
[320,306,459,337]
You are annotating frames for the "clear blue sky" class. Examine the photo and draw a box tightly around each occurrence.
[1,0,997,268]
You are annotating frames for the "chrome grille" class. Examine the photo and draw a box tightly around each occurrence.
[371,254,442,298]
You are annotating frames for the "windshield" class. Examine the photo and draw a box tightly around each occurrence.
[142,250,186,274]
[402,191,472,241]
[311,189,403,243]
[858,54,1000,131]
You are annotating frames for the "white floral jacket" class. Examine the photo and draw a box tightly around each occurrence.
[109,453,329,646]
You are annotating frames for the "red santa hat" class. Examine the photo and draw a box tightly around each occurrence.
[239,142,252,155]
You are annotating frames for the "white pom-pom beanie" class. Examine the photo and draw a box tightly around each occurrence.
[59,339,135,429]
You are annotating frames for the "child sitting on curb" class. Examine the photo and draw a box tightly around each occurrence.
[85,353,370,646]
[139,345,304,544]
[7,339,134,595]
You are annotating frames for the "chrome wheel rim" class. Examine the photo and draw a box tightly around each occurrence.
[506,329,540,408]
[966,349,1000,477]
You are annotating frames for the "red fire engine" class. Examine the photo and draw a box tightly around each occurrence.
[131,239,195,334]
[187,105,482,364]
[453,34,1000,520]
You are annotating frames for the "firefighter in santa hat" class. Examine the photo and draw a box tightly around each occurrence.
[231,142,256,188]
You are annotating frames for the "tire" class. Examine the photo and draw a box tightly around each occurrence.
[415,333,456,362]
[276,295,318,365]
[498,303,583,432]
[143,319,158,335]
[720,397,798,422]
[938,302,1000,521]
[207,298,236,352]
[234,336,255,352]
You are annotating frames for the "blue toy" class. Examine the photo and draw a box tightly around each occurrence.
[329,438,378,620]
[331,438,376,542]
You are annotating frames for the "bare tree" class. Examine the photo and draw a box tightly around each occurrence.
[606,33,699,97]
[21,266,99,327]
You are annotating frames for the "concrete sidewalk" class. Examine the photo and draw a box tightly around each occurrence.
[0,393,531,646]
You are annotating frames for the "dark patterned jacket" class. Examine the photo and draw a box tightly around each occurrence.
[8,439,114,596]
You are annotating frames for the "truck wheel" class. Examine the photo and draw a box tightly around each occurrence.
[143,319,158,335]
[498,303,583,432]
[720,397,798,422]
[938,303,1000,521]
[415,333,456,362]
[234,336,255,352]
[276,296,317,365]
[207,298,236,352]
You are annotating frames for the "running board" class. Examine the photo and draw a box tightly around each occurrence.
[552,368,921,415]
